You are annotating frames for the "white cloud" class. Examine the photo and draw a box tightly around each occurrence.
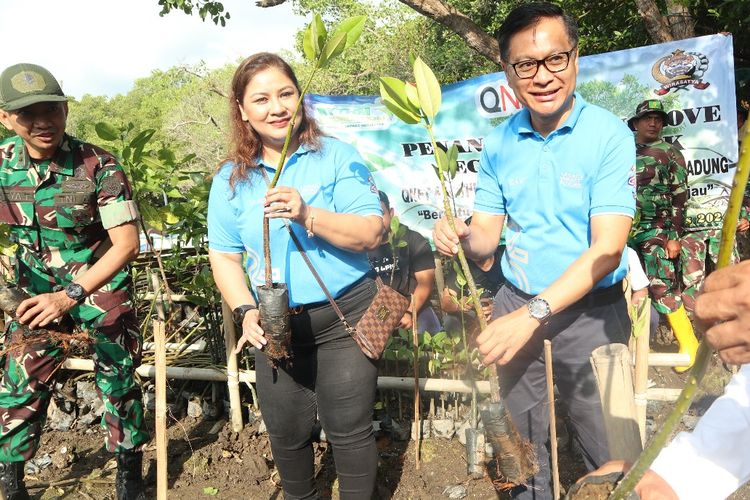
[1,0,307,98]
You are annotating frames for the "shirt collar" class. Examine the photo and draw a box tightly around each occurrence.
[515,92,587,137]
[9,134,75,176]
[257,142,312,172]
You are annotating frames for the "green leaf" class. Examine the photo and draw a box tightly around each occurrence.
[130,129,156,150]
[95,122,119,142]
[413,57,441,121]
[203,486,219,496]
[302,21,317,61]
[312,13,327,54]
[140,203,164,232]
[434,147,448,173]
[142,157,164,170]
[447,144,459,179]
[379,77,420,124]
[405,82,420,111]
[319,31,348,68]
[334,15,366,48]
[390,214,401,235]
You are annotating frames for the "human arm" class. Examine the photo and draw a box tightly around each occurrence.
[399,268,435,329]
[208,249,265,353]
[476,214,631,365]
[17,221,140,329]
[265,186,382,252]
[695,259,750,364]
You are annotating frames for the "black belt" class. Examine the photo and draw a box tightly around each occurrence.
[289,272,374,315]
[503,280,624,309]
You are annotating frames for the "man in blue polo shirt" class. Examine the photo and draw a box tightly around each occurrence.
[433,3,635,499]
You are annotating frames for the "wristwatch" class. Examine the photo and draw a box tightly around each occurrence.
[526,297,551,322]
[65,283,87,304]
[232,304,258,326]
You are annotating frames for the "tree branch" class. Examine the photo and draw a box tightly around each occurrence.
[398,0,501,64]
[665,0,695,40]
[633,0,674,43]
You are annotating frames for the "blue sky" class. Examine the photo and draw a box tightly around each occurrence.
[2,0,307,99]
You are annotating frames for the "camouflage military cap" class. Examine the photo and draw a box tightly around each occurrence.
[628,99,668,130]
[0,63,67,111]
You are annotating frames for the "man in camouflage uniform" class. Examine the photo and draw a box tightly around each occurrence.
[0,64,147,500]
[628,99,698,372]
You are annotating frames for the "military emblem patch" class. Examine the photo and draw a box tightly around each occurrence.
[10,71,46,94]
[101,176,123,196]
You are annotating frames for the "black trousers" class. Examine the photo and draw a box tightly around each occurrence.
[255,277,378,500]
[494,282,631,500]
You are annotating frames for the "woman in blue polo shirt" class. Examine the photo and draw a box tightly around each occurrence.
[207,52,384,499]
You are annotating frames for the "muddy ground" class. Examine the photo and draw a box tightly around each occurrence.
[22,353,750,499]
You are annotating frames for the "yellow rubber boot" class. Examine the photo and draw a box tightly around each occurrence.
[666,305,699,373]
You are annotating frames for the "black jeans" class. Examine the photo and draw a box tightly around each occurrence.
[255,277,378,500]
[494,282,631,500]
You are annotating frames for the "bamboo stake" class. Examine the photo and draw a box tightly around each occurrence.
[544,340,560,500]
[646,352,691,366]
[412,297,420,469]
[590,343,643,462]
[633,299,651,446]
[221,299,244,432]
[153,319,167,500]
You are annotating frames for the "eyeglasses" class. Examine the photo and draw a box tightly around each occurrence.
[507,47,577,79]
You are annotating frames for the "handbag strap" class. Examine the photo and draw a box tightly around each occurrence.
[260,168,375,333]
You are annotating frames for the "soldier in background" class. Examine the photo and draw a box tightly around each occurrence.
[0,64,147,500]
[627,99,698,372]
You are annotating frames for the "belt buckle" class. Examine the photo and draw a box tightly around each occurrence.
[289,305,304,315]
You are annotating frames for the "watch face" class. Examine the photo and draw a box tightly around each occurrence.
[528,297,551,320]
[66,283,85,301]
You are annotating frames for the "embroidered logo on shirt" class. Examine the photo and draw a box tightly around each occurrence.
[560,172,583,189]
[508,176,525,187]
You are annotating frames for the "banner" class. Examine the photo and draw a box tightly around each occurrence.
[309,34,737,240]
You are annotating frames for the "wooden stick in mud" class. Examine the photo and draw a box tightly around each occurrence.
[544,340,560,500]
[633,303,651,446]
[412,297,420,470]
[154,319,168,500]
[221,299,244,432]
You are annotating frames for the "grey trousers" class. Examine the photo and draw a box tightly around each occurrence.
[493,282,631,500]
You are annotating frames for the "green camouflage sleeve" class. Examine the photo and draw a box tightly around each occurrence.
[95,158,139,229]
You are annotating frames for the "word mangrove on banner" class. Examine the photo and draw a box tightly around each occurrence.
[666,104,721,126]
